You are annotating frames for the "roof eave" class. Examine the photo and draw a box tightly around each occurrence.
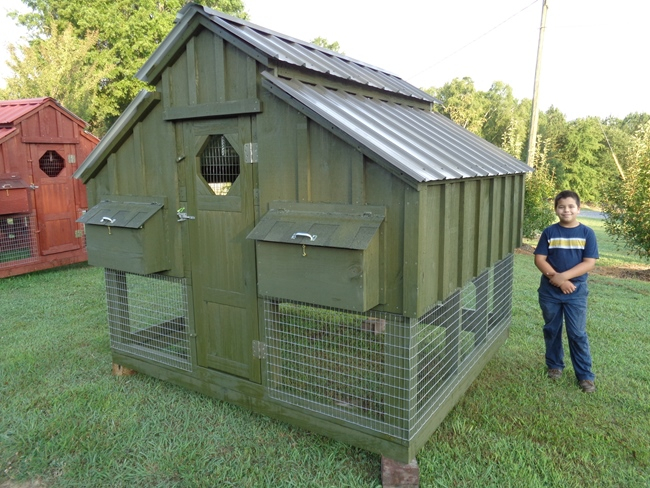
[74,91,161,182]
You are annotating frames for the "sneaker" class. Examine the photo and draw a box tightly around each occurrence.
[547,368,562,380]
[579,380,596,393]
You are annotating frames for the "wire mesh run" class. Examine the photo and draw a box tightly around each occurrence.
[0,214,39,269]
[200,135,240,196]
[264,254,514,441]
[105,269,192,371]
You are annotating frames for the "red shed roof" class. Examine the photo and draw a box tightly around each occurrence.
[0,97,86,127]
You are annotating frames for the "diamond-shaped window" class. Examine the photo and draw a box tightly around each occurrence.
[39,151,65,177]
[199,135,240,196]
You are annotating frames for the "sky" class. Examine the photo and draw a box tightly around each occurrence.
[1,0,648,121]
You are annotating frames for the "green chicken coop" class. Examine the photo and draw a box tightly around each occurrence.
[75,3,532,463]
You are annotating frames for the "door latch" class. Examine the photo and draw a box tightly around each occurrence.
[177,207,196,222]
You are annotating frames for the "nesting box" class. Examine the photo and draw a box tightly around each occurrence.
[75,5,531,463]
[0,98,98,277]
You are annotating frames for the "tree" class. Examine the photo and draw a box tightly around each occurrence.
[0,23,113,129]
[601,120,650,259]
[482,81,525,153]
[311,37,343,54]
[522,137,556,238]
[429,77,487,136]
[554,117,605,201]
[8,0,247,134]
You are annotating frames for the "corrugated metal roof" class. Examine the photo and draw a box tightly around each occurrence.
[140,4,435,105]
[0,97,87,127]
[0,127,17,143]
[262,74,531,183]
[0,98,49,125]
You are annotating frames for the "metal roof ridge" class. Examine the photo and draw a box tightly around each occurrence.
[198,4,401,79]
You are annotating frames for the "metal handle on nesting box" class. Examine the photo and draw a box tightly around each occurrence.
[100,217,116,224]
[291,232,317,241]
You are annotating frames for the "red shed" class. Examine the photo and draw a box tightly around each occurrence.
[0,98,99,277]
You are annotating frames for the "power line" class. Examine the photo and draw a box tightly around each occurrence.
[408,0,540,81]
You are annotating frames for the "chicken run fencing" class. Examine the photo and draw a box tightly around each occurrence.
[104,269,192,371]
[264,254,513,441]
[0,214,39,269]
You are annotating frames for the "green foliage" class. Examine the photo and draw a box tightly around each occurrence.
[311,37,343,54]
[8,0,247,135]
[0,23,114,129]
[601,120,650,259]
[522,138,556,238]
[483,81,529,157]
[554,117,609,202]
[430,77,488,135]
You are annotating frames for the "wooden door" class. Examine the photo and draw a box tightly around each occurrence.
[30,144,81,255]
[183,118,260,381]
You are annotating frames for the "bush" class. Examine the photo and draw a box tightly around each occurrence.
[523,141,556,238]
[601,121,650,259]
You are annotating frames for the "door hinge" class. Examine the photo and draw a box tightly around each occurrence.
[244,142,258,163]
[252,340,266,359]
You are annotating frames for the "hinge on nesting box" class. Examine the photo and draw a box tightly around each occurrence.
[252,340,266,359]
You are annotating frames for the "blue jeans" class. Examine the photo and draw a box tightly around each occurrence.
[538,277,595,381]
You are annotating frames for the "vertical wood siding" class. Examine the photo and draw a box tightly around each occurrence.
[409,174,525,317]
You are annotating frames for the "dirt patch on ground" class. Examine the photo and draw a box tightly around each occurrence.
[515,245,650,282]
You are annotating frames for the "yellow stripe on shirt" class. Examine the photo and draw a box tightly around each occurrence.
[548,237,586,250]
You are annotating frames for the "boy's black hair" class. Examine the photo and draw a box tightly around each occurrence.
[554,190,581,208]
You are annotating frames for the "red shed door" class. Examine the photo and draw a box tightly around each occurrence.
[30,145,80,255]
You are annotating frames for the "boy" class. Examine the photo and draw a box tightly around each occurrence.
[534,190,598,393]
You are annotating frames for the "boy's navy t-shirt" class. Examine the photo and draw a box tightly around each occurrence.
[534,223,599,283]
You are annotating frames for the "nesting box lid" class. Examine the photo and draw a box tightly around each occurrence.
[247,202,385,250]
[0,175,29,189]
[78,200,164,229]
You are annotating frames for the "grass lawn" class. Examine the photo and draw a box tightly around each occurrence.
[1,217,649,487]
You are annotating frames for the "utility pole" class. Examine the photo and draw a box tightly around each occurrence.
[527,0,549,167]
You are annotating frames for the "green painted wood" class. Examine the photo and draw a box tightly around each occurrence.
[296,118,310,202]
[459,180,478,285]
[476,178,492,272]
[84,204,169,275]
[75,92,161,182]
[443,183,461,297]
[168,48,190,108]
[365,159,404,312]
[488,177,502,266]
[255,239,379,312]
[402,186,423,318]
[501,176,514,258]
[163,99,262,120]
[186,37,198,105]
[136,15,204,84]
[182,117,260,383]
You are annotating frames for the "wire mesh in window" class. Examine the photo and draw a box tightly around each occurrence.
[200,135,240,196]
[0,214,39,268]
[264,253,514,441]
[105,269,192,371]
[39,150,65,177]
